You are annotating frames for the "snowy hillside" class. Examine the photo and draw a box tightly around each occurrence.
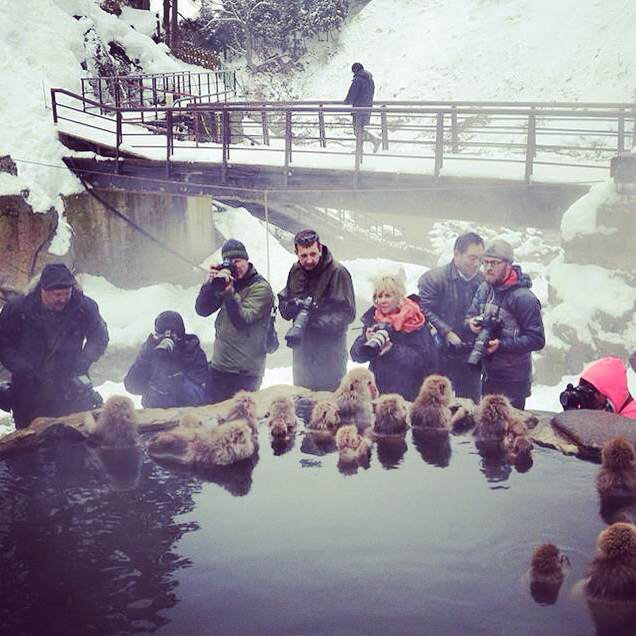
[286,0,636,102]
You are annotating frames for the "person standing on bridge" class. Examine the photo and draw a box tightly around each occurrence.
[278,229,356,392]
[344,62,381,153]
[418,232,484,403]
[195,239,274,404]
[465,239,545,410]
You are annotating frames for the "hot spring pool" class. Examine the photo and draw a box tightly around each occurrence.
[0,426,609,635]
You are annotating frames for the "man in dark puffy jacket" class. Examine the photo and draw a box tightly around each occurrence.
[124,311,208,408]
[466,239,545,410]
[195,239,274,404]
[344,62,380,152]
[0,263,109,428]
[279,229,356,391]
[418,232,484,402]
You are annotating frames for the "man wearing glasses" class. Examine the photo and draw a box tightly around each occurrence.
[466,239,545,410]
[278,229,356,391]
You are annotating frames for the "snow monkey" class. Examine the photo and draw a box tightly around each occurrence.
[92,395,139,448]
[220,391,258,434]
[529,543,569,605]
[410,374,453,429]
[265,396,297,441]
[596,437,636,498]
[307,398,341,434]
[334,368,378,425]
[372,393,409,435]
[335,424,371,466]
[474,394,513,442]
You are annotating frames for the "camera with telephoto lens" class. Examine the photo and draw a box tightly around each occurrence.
[0,381,13,413]
[64,374,103,408]
[210,258,238,291]
[559,382,608,411]
[363,323,393,352]
[284,296,313,349]
[467,314,503,366]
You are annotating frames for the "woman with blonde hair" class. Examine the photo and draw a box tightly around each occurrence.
[350,274,437,401]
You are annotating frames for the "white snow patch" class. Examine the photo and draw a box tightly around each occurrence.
[560,181,620,242]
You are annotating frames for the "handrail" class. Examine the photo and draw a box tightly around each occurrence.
[51,87,634,186]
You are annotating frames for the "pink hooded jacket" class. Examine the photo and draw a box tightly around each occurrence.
[580,357,636,420]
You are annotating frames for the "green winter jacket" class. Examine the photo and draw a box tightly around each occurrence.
[195,265,274,377]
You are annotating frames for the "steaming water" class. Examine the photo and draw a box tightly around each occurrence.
[0,424,609,635]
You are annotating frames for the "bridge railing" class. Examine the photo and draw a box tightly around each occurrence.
[80,70,238,113]
[51,88,636,183]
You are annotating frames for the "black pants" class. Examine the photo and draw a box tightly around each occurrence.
[206,368,262,405]
[443,356,482,403]
[481,378,528,410]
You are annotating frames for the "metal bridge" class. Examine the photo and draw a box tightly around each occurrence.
[53,71,636,195]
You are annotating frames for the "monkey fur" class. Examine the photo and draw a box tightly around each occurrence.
[529,543,569,605]
[91,395,139,449]
[474,394,511,441]
[219,391,258,434]
[596,437,636,498]
[335,424,371,465]
[265,396,297,441]
[410,375,453,429]
[372,393,409,435]
[334,368,378,424]
[307,399,341,434]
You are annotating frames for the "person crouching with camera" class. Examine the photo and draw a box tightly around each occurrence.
[124,311,208,408]
[465,239,545,410]
[0,263,109,429]
[195,239,274,404]
[350,275,437,401]
[559,357,636,419]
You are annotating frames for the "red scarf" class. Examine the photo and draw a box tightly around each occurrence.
[373,298,425,333]
[501,267,518,287]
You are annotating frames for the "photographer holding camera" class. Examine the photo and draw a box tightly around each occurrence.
[195,239,274,404]
[0,263,109,428]
[466,240,545,410]
[124,311,208,408]
[350,275,436,401]
[560,357,636,419]
[278,229,356,391]
[418,231,484,402]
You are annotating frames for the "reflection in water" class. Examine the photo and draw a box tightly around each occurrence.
[0,442,201,636]
[412,429,451,467]
[475,439,512,483]
[599,494,636,525]
[376,436,408,469]
[300,431,337,456]
[530,580,563,605]
[271,435,296,456]
[586,597,636,636]
[95,446,143,492]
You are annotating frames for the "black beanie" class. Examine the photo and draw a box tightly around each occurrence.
[154,310,185,338]
[221,238,249,261]
[40,263,76,290]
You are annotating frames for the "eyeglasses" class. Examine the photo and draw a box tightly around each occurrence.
[294,229,320,246]
[482,258,504,269]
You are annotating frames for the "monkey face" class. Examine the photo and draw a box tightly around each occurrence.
[597,523,636,559]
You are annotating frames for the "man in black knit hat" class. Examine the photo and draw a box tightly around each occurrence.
[0,263,109,428]
[195,239,274,404]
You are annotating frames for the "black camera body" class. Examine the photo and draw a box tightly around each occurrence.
[284,296,313,349]
[467,314,503,366]
[154,330,177,354]
[0,381,13,413]
[64,374,103,409]
[559,382,608,411]
[362,323,393,352]
[210,258,238,291]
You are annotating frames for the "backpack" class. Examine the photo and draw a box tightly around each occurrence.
[266,304,279,354]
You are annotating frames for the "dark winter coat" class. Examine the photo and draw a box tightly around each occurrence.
[124,334,208,409]
[465,265,545,389]
[344,69,375,127]
[195,264,274,378]
[418,261,483,356]
[0,286,109,427]
[278,245,356,391]
[350,304,437,401]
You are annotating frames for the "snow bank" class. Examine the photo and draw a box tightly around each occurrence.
[560,181,621,242]
[294,0,636,103]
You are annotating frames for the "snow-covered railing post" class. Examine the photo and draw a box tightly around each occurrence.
[222,110,230,183]
[434,113,444,178]
[318,105,326,148]
[451,106,459,153]
[81,79,86,113]
[115,110,122,174]
[617,109,625,153]
[380,106,388,151]
[261,107,270,146]
[50,89,58,123]
[524,109,537,183]
[284,110,292,186]
[165,108,173,177]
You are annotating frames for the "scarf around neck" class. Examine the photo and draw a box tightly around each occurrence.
[373,298,425,333]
